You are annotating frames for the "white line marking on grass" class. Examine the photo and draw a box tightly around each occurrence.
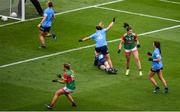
[160,0,180,5]
[0,24,180,69]
[0,0,124,28]
[95,6,180,23]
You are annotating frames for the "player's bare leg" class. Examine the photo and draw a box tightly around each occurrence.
[39,31,46,48]
[100,62,110,71]
[100,65,106,71]
[65,94,77,107]
[157,70,168,93]
[133,50,142,76]
[149,71,160,93]
[125,52,131,76]
[105,54,113,69]
[48,89,64,108]
[149,71,157,86]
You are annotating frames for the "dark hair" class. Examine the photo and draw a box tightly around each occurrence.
[126,26,132,32]
[64,63,71,70]
[123,22,130,29]
[96,26,102,30]
[154,41,161,54]
[48,1,53,7]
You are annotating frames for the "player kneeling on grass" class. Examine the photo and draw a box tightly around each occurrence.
[45,64,77,109]
[118,23,142,76]
[147,41,168,93]
[37,1,56,48]
[97,54,117,74]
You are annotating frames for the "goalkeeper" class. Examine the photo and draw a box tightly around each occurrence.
[18,0,43,17]
[45,63,77,109]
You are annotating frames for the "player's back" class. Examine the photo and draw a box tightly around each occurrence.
[42,8,54,27]
[152,48,163,70]
[91,29,108,47]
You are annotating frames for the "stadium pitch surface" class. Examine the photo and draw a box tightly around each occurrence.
[0,0,180,111]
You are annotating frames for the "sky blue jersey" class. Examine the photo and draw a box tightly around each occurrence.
[42,7,54,27]
[152,48,163,70]
[90,28,108,48]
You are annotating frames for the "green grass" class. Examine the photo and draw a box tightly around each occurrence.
[0,0,180,111]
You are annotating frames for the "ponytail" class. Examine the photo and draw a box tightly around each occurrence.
[154,41,161,54]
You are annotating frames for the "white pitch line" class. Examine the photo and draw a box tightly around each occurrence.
[160,0,180,5]
[0,24,180,69]
[95,6,180,23]
[0,0,124,28]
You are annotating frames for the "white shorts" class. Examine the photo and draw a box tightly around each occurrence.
[125,46,137,53]
[63,87,74,93]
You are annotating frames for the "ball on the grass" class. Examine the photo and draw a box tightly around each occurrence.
[10,12,17,17]
[1,16,8,21]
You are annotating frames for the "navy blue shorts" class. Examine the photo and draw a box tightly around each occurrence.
[95,46,109,55]
[151,67,163,73]
[97,58,106,67]
[40,26,51,32]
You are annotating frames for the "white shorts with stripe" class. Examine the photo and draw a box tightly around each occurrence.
[63,87,74,93]
[125,46,137,53]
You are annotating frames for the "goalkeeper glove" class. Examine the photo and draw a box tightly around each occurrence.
[117,49,121,54]
[137,44,140,48]
[52,79,58,82]
[78,39,83,42]
[147,52,152,56]
[113,17,116,22]
[57,74,62,78]
[148,58,153,61]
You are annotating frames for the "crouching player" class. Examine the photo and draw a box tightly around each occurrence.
[45,64,77,109]
[147,41,168,93]
[97,54,117,74]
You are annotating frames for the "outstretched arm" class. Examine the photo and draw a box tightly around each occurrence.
[58,79,66,84]
[79,36,91,42]
[106,17,115,31]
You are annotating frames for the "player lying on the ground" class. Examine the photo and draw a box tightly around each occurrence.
[79,17,116,71]
[37,1,56,48]
[96,53,117,74]
[45,63,77,109]
[147,41,168,93]
[118,23,142,76]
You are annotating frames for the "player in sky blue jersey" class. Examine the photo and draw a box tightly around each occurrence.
[147,41,168,93]
[79,17,116,71]
[37,1,56,48]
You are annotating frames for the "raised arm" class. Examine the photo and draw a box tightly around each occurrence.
[106,17,115,31]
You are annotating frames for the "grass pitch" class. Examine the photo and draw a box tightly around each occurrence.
[0,0,180,111]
